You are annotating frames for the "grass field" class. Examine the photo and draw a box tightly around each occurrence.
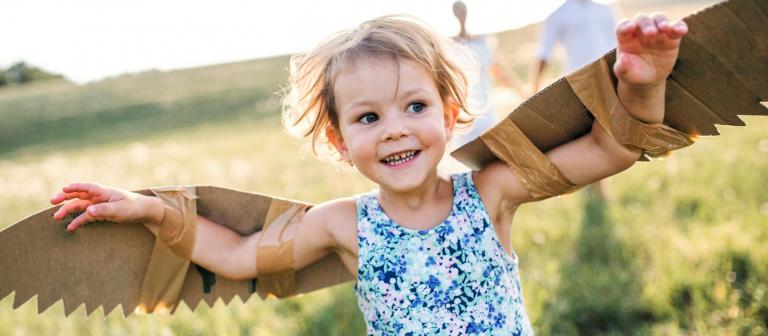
[1,0,766,334]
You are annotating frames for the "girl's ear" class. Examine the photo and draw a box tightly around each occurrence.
[443,100,460,138]
[325,125,350,162]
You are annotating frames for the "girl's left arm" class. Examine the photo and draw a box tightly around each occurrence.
[476,13,688,208]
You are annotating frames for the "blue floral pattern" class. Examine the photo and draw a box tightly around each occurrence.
[355,172,534,335]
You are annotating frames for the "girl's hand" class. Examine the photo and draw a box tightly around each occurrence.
[614,13,688,88]
[50,183,163,232]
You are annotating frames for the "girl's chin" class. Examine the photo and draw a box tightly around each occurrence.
[376,171,437,194]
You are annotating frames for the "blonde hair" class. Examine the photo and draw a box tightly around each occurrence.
[282,15,474,161]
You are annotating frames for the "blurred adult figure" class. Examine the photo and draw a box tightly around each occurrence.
[531,0,617,92]
[450,0,525,151]
[531,0,617,198]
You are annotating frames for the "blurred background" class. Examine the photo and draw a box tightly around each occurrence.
[1,0,766,335]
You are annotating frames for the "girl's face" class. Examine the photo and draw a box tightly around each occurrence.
[327,57,459,194]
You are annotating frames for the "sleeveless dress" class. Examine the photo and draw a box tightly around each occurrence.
[355,172,534,335]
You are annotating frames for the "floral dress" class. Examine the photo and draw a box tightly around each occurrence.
[355,172,534,335]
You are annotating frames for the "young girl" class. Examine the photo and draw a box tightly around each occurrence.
[51,14,688,335]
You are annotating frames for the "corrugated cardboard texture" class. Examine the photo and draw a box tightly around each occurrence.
[452,0,768,170]
[0,186,353,316]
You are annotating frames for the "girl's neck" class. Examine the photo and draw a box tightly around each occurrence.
[457,29,471,40]
[378,172,448,211]
[456,22,472,40]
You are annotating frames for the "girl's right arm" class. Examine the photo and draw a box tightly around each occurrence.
[51,183,341,281]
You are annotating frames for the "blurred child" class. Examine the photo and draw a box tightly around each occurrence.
[532,0,619,199]
[450,0,525,151]
[51,13,688,335]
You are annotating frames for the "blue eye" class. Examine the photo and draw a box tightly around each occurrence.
[358,112,379,124]
[407,102,426,113]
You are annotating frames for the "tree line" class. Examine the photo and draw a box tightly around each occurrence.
[0,62,66,87]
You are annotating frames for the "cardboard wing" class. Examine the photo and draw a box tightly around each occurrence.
[453,0,768,169]
[0,186,353,316]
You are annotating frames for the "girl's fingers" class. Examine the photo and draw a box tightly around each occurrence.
[53,199,92,220]
[651,13,687,40]
[62,182,103,195]
[86,203,118,222]
[616,19,637,44]
[66,203,118,231]
[634,13,656,36]
[54,182,115,205]
[54,182,131,231]
[651,12,670,32]
[668,20,688,39]
[50,191,92,205]
[67,211,94,231]
[50,192,67,205]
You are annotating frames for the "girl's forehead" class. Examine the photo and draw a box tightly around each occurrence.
[338,56,412,80]
[333,57,440,107]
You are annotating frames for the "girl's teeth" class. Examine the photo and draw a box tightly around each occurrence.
[384,151,417,165]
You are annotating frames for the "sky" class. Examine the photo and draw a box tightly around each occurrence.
[2,0,614,83]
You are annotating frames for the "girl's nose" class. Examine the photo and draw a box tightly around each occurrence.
[380,118,411,142]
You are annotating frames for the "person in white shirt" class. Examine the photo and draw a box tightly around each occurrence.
[451,0,525,151]
[532,0,617,92]
[531,0,617,198]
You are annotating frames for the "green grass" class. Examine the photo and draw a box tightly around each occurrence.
[1,111,765,335]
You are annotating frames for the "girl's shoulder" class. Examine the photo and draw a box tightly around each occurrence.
[473,162,531,213]
[307,197,358,227]
[304,197,358,253]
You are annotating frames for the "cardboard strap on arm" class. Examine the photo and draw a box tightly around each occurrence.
[566,58,694,158]
[255,200,308,298]
[136,186,199,313]
[480,119,579,200]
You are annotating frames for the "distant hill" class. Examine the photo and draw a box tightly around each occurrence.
[0,56,290,158]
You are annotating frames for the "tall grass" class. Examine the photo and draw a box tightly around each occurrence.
[1,110,765,335]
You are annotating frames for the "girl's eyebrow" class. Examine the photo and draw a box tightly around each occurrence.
[346,100,377,114]
[399,88,431,99]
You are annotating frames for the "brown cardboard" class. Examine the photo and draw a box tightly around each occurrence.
[137,236,190,314]
[480,118,578,200]
[0,186,353,316]
[255,201,305,298]
[664,80,722,136]
[148,186,199,259]
[452,0,768,170]
[136,186,198,314]
[566,59,694,157]
[685,2,768,98]
[724,1,768,72]
[755,0,768,16]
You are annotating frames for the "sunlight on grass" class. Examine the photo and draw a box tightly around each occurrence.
[3,115,765,335]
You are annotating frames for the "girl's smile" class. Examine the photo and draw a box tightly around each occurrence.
[380,150,421,168]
